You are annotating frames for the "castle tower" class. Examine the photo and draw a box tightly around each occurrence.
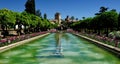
[55,12,61,25]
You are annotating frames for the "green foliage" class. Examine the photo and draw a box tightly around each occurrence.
[71,16,75,21]
[70,17,93,31]
[118,13,120,29]
[0,8,16,28]
[109,31,120,39]
[0,8,53,32]
[100,11,118,28]
[70,8,119,36]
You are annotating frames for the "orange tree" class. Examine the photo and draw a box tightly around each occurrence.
[0,8,16,37]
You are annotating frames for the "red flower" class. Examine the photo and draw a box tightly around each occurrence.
[0,39,7,43]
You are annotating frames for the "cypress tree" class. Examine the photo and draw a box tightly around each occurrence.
[25,0,36,15]
[35,9,42,17]
[44,13,47,19]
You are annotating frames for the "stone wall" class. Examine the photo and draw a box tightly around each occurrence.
[0,30,17,37]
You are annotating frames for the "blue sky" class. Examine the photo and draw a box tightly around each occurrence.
[0,0,120,19]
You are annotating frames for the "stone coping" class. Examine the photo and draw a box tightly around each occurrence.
[0,33,50,53]
[74,33,120,58]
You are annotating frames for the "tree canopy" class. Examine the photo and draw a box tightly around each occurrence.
[70,7,119,36]
[0,8,54,33]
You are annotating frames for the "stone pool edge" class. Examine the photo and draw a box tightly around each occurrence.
[0,33,50,53]
[73,33,120,58]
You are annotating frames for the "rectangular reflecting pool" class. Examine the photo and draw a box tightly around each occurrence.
[0,33,120,64]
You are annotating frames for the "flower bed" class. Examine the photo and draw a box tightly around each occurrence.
[0,31,48,47]
[78,32,120,48]
[68,30,120,48]
[49,29,57,33]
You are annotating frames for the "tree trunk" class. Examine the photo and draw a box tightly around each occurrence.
[106,28,109,37]
[98,29,100,35]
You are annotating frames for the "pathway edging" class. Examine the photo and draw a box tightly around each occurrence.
[0,33,50,53]
[74,33,120,58]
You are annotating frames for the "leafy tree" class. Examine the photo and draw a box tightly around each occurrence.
[95,6,108,15]
[78,18,92,32]
[118,12,120,30]
[91,16,102,34]
[82,17,85,20]
[76,18,79,21]
[110,9,116,12]
[0,8,54,36]
[99,6,108,13]
[100,11,118,36]
[0,8,16,37]
[69,20,79,31]
[71,16,75,21]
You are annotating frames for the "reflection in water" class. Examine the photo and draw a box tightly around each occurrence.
[53,32,63,57]
[36,32,69,58]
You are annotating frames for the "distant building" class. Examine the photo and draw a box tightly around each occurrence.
[65,15,79,23]
[65,15,70,22]
[55,12,61,25]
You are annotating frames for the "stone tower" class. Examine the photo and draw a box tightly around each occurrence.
[55,12,61,25]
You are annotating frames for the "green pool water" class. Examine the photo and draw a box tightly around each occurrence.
[0,33,120,64]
